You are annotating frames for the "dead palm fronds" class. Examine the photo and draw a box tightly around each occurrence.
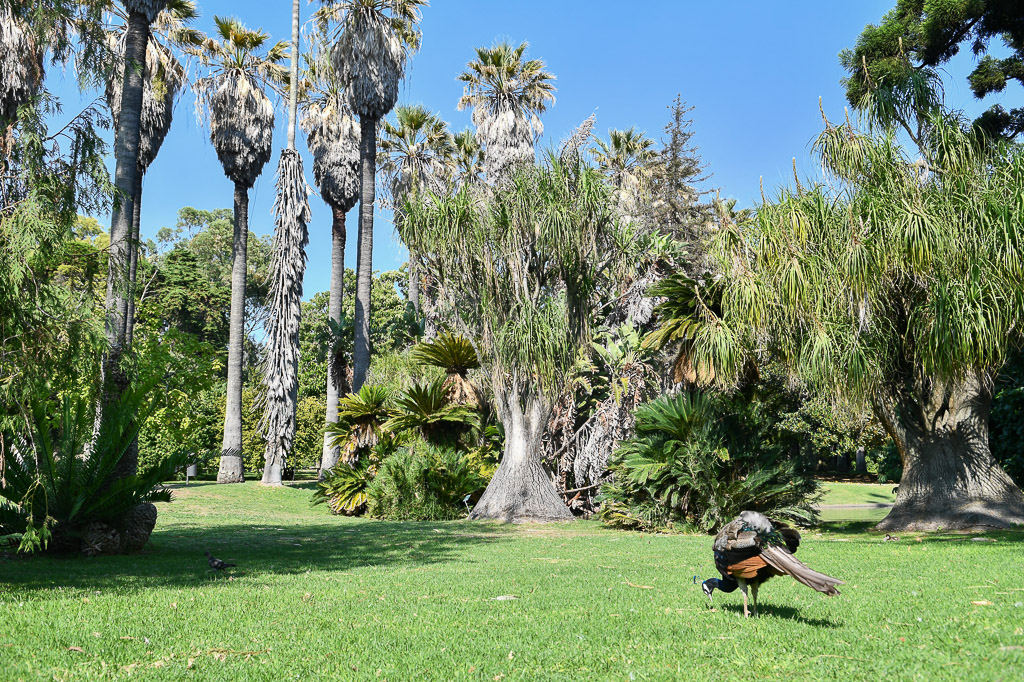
[0,3,44,133]
[457,41,556,182]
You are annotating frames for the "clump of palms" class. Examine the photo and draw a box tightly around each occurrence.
[192,16,286,484]
[457,41,556,181]
[317,0,427,391]
[325,385,394,465]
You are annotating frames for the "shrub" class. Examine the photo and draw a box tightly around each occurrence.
[313,461,374,515]
[0,385,187,554]
[597,392,819,533]
[365,446,489,521]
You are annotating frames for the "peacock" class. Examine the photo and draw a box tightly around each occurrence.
[701,511,843,617]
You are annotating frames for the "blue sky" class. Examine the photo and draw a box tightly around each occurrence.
[48,0,1020,300]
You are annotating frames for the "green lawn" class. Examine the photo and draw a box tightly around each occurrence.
[2,483,1023,681]
[819,482,898,506]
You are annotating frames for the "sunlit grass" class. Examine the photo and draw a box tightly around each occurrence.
[2,482,1022,680]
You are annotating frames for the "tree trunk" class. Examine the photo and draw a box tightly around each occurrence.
[874,372,1024,531]
[99,9,150,483]
[125,170,143,351]
[352,116,377,392]
[320,204,347,478]
[217,182,249,484]
[469,387,573,523]
[408,249,420,317]
[855,446,867,474]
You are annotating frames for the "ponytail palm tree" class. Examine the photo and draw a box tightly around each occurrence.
[321,0,427,391]
[656,115,1024,531]
[379,104,453,317]
[193,17,286,484]
[104,0,198,350]
[98,0,168,484]
[457,41,556,182]
[301,41,361,478]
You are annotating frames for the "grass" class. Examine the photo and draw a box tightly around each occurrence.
[2,483,1023,681]
[819,482,898,506]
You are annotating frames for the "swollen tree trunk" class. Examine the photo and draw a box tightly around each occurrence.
[469,387,573,523]
[874,373,1024,531]
[320,205,347,478]
[352,116,377,391]
[99,9,150,483]
[217,182,249,484]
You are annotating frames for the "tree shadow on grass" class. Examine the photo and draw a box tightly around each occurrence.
[718,603,841,628]
[2,518,513,595]
[818,520,1024,543]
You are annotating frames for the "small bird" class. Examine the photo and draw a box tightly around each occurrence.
[205,551,236,572]
[883,534,900,542]
[701,511,843,617]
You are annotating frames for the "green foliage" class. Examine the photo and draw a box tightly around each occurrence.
[365,446,488,521]
[840,0,1024,141]
[990,350,1024,486]
[326,385,395,464]
[0,383,186,553]
[312,461,374,515]
[411,332,479,374]
[597,392,819,533]
[385,379,478,448]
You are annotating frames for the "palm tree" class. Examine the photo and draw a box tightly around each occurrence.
[193,17,286,484]
[300,40,361,478]
[457,41,556,182]
[321,0,427,392]
[0,2,44,139]
[104,1,199,350]
[260,0,313,486]
[379,104,453,318]
[452,127,484,188]
[98,0,168,484]
[591,128,656,195]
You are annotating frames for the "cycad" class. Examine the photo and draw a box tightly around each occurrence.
[410,333,480,405]
[192,16,286,484]
[385,379,477,447]
[313,460,373,515]
[457,41,556,181]
[325,385,394,464]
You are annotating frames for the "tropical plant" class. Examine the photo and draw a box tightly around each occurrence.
[410,332,480,404]
[452,127,484,188]
[317,0,428,392]
[457,41,556,181]
[385,379,477,448]
[405,158,621,522]
[380,103,453,317]
[259,0,314,486]
[192,16,286,484]
[312,460,374,515]
[96,0,171,487]
[663,114,1024,531]
[591,127,656,213]
[325,385,394,464]
[364,446,487,521]
[0,383,187,555]
[104,0,199,350]
[300,35,362,478]
[597,392,819,533]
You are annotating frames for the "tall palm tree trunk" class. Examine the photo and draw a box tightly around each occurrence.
[352,116,377,392]
[125,170,143,350]
[320,205,347,477]
[100,8,150,482]
[218,181,249,483]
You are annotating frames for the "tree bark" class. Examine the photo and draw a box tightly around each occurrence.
[99,9,150,483]
[352,116,377,392]
[874,372,1024,531]
[217,182,249,484]
[125,170,143,351]
[408,249,420,318]
[320,204,347,478]
[469,385,573,523]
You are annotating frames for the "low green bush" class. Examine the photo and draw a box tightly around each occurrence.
[365,446,488,521]
[597,392,819,533]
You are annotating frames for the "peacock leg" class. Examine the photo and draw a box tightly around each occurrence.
[750,581,759,617]
[738,578,749,617]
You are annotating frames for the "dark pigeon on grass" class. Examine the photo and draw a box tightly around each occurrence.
[205,551,236,572]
